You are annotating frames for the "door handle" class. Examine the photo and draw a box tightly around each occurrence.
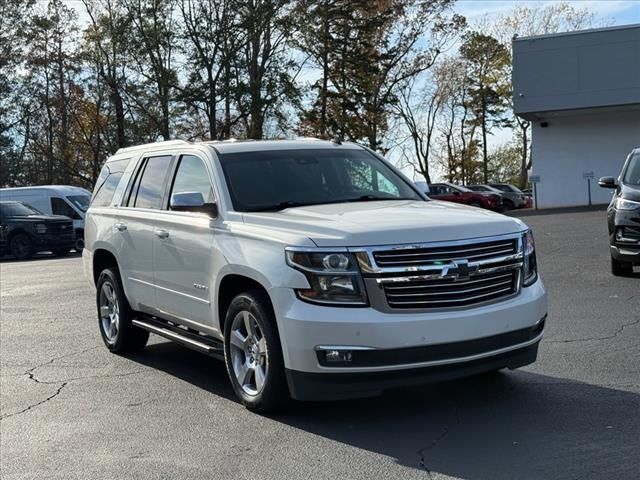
[114,222,127,232]
[154,229,170,239]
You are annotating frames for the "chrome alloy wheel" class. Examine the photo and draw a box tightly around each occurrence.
[99,282,120,343]
[229,310,268,396]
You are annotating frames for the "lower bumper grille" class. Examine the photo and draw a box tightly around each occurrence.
[383,270,519,309]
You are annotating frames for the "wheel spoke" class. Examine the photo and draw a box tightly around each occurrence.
[238,362,253,386]
[243,311,256,337]
[257,337,267,355]
[254,364,265,391]
[230,329,247,350]
[100,306,111,318]
[109,318,117,338]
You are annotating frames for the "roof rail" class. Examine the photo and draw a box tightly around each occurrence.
[114,139,190,155]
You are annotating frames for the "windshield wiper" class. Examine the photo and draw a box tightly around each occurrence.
[343,195,416,202]
[248,201,320,212]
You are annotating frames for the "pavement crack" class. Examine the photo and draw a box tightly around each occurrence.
[0,382,68,420]
[547,318,640,344]
[417,402,459,478]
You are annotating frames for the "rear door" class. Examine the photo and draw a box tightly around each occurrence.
[115,154,175,314]
[152,153,219,334]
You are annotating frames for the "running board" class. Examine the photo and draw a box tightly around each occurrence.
[132,316,224,359]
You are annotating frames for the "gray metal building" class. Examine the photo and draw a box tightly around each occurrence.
[512,24,640,207]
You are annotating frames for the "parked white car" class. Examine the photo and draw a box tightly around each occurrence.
[83,139,547,412]
[0,185,91,250]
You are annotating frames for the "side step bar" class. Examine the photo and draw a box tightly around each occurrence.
[132,315,224,360]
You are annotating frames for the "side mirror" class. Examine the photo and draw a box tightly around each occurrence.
[598,177,617,189]
[170,192,218,217]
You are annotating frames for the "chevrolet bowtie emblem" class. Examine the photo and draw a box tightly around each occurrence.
[442,259,472,281]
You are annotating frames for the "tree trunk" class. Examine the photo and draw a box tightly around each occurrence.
[518,121,529,188]
[481,98,488,184]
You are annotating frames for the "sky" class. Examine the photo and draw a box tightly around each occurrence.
[456,0,640,24]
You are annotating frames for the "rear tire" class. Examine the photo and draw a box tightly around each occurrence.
[9,233,34,260]
[502,200,514,211]
[96,267,149,353]
[223,289,289,413]
[611,255,634,277]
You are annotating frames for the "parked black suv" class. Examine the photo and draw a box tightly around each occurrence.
[0,201,75,260]
[599,147,640,276]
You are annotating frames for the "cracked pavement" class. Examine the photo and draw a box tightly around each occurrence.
[1,209,639,479]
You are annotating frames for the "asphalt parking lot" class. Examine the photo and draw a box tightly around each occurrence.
[1,208,638,480]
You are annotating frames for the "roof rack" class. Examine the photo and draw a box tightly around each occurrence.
[114,139,190,155]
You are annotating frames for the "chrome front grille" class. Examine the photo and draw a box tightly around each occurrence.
[359,233,524,311]
[373,238,518,267]
[382,270,518,309]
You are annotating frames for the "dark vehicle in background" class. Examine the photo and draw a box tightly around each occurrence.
[0,201,75,260]
[487,184,528,210]
[429,182,502,211]
[599,148,640,276]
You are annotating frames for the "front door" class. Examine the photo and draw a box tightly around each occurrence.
[152,154,219,335]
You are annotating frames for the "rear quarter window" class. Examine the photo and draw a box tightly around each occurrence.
[92,158,131,207]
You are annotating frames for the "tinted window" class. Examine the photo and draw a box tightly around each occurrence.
[623,153,640,185]
[92,158,131,207]
[67,194,90,212]
[170,155,214,204]
[218,149,420,212]
[0,202,42,217]
[133,155,173,209]
[51,197,81,219]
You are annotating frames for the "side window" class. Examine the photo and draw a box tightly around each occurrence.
[170,155,214,204]
[51,197,81,219]
[132,155,173,209]
[92,158,131,207]
[343,158,400,195]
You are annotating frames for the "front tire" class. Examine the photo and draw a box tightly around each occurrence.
[96,267,149,353]
[611,255,634,277]
[223,289,289,412]
[468,200,483,208]
[9,233,34,260]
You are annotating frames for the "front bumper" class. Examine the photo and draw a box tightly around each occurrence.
[33,233,75,250]
[286,339,540,401]
[609,208,640,264]
[271,277,547,398]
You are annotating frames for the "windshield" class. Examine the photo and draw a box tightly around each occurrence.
[455,185,473,193]
[218,149,422,212]
[0,202,43,217]
[67,194,90,212]
[623,153,640,185]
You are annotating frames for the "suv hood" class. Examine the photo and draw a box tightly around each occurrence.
[242,200,527,247]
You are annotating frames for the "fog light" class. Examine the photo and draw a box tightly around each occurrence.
[324,349,353,363]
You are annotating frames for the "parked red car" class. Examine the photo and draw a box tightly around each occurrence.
[429,182,503,211]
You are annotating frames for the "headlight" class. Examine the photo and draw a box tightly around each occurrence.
[33,223,47,234]
[522,230,537,287]
[285,250,368,306]
[615,198,640,210]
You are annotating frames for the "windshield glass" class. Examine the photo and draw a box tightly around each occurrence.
[455,185,472,193]
[67,194,90,212]
[0,202,42,216]
[218,149,422,212]
[623,153,640,185]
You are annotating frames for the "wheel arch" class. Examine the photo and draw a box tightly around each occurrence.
[216,272,275,336]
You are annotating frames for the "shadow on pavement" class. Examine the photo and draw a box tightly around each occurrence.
[131,342,639,479]
[0,251,82,263]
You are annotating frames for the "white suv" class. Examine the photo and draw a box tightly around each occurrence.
[84,139,547,412]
